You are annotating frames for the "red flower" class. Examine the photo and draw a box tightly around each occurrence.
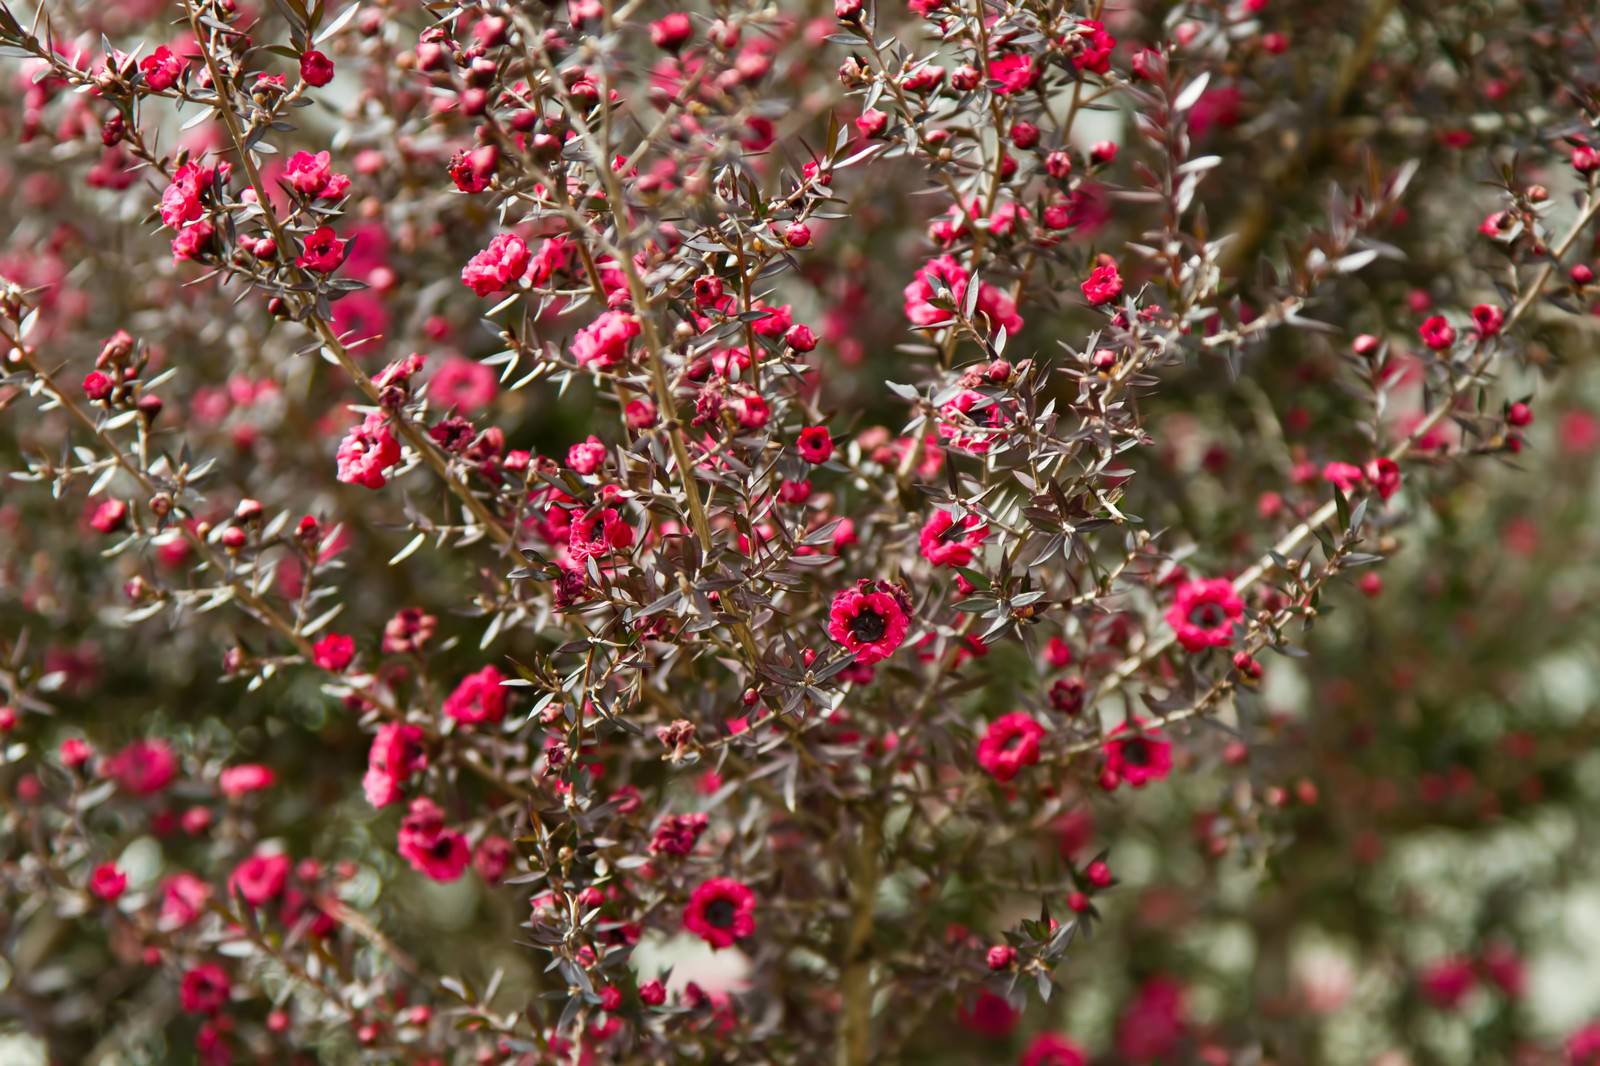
[295,226,346,273]
[83,370,114,401]
[90,498,128,534]
[89,862,127,901]
[180,963,231,1015]
[1080,262,1124,305]
[461,233,530,296]
[797,426,834,463]
[229,851,290,905]
[919,509,988,567]
[682,877,756,949]
[1419,315,1456,351]
[1102,720,1173,789]
[1365,457,1402,501]
[827,580,911,665]
[1020,1032,1088,1066]
[1165,577,1244,652]
[1116,977,1187,1062]
[299,49,335,87]
[312,632,355,671]
[443,665,509,725]
[140,45,184,92]
[161,873,212,927]
[474,836,514,882]
[397,797,470,881]
[284,150,333,197]
[219,763,275,798]
[106,738,178,794]
[957,990,1019,1038]
[903,255,1023,333]
[650,12,693,50]
[650,812,710,856]
[976,712,1045,783]
[364,722,427,808]
[1321,461,1364,494]
[335,412,401,489]
[1471,303,1505,335]
[1070,20,1117,75]
[1419,956,1476,1009]
[571,310,640,370]
[989,53,1035,94]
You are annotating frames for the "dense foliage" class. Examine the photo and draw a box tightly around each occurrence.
[3,0,1600,1063]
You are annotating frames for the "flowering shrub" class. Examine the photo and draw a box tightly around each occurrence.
[3,0,1600,1063]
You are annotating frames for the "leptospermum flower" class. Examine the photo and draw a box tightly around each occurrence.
[1080,262,1124,305]
[363,722,427,808]
[1102,720,1174,789]
[919,508,988,567]
[397,797,470,882]
[827,579,912,665]
[1165,577,1245,652]
[442,665,509,725]
[335,412,401,489]
[976,711,1045,783]
[682,877,757,949]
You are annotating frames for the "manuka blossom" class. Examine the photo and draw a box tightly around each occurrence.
[1102,720,1174,789]
[919,509,988,567]
[570,310,640,370]
[1165,577,1245,652]
[397,798,470,882]
[89,863,127,901]
[335,412,401,489]
[827,580,912,665]
[976,712,1045,783]
[461,233,530,296]
[179,964,231,1015]
[364,722,427,808]
[228,851,290,905]
[682,877,756,949]
[1080,262,1124,305]
[903,255,1024,333]
[105,739,178,794]
[797,425,834,463]
[442,665,509,725]
[295,226,346,272]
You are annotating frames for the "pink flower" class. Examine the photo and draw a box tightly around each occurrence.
[140,45,184,91]
[903,255,1023,333]
[1321,461,1365,494]
[295,226,346,273]
[827,580,912,665]
[1116,977,1187,1062]
[1070,20,1116,74]
[571,310,641,370]
[649,812,710,856]
[1419,315,1456,351]
[106,738,178,794]
[219,764,275,798]
[364,722,427,808]
[180,963,231,1015]
[1080,262,1124,305]
[1419,956,1476,1010]
[976,712,1045,783]
[682,877,756,949]
[299,49,334,87]
[474,836,514,882]
[312,632,355,671]
[567,435,608,474]
[397,797,470,881]
[797,426,834,463]
[1102,720,1173,789]
[284,150,333,197]
[430,357,498,413]
[1020,1033,1087,1066]
[919,509,988,567]
[461,233,530,296]
[171,219,215,261]
[1165,577,1245,652]
[1365,457,1402,501]
[229,851,290,906]
[989,53,1035,94]
[89,862,127,901]
[161,873,212,927]
[335,412,401,489]
[443,665,508,725]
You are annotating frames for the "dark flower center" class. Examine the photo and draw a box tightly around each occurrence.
[1121,737,1152,767]
[849,607,888,644]
[431,836,455,859]
[1188,602,1228,629]
[705,898,737,929]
